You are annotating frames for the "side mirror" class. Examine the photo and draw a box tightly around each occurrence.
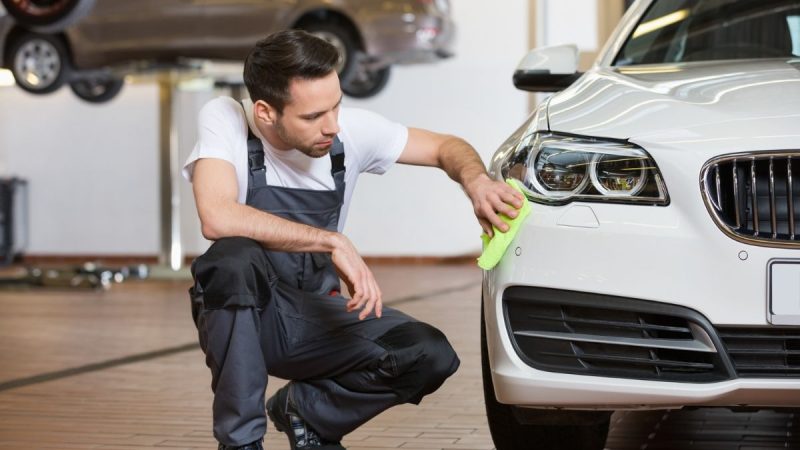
[513,44,583,92]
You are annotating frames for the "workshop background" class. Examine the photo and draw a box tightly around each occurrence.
[3,1,799,450]
[0,0,608,259]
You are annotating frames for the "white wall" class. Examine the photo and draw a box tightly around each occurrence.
[537,0,598,51]
[0,0,531,257]
[0,84,161,254]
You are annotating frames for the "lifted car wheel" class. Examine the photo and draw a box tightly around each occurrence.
[341,63,390,99]
[481,297,611,450]
[301,21,355,79]
[1,0,95,32]
[69,74,124,103]
[299,20,391,98]
[6,31,69,95]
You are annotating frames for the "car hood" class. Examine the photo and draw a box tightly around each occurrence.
[546,59,800,145]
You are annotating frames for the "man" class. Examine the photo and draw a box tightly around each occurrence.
[184,30,524,450]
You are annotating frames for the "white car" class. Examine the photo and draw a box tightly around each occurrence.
[482,0,800,449]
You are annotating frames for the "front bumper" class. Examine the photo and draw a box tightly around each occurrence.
[492,363,800,409]
[483,200,800,409]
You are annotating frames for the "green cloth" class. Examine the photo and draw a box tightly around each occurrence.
[477,179,531,270]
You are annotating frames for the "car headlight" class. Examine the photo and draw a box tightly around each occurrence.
[491,130,669,205]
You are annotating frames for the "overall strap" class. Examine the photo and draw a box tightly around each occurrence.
[329,136,346,201]
[242,101,346,194]
[241,102,268,189]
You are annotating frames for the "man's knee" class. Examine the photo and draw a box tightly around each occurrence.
[199,237,265,269]
[192,237,275,309]
[378,322,460,403]
[414,323,460,392]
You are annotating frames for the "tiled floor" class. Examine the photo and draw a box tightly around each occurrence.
[0,264,798,449]
[0,265,491,450]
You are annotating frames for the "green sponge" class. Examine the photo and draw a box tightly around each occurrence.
[477,179,531,270]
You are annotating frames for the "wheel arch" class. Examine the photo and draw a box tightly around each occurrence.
[0,0,97,33]
[291,8,364,52]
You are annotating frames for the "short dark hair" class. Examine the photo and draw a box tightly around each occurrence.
[243,30,340,113]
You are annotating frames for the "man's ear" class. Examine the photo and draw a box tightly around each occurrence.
[253,100,279,125]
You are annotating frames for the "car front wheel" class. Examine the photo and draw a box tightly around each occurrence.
[69,74,124,103]
[299,20,391,98]
[0,0,95,32]
[6,31,69,95]
[481,297,611,450]
[341,64,391,99]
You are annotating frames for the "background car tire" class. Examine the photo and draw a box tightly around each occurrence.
[299,19,391,98]
[340,65,391,99]
[69,75,124,103]
[481,299,611,450]
[6,31,69,95]
[1,0,95,32]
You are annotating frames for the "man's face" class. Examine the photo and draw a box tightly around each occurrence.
[274,71,342,158]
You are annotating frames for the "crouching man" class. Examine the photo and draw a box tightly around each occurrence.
[184,30,524,450]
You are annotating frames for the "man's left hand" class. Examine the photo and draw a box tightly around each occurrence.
[465,174,525,238]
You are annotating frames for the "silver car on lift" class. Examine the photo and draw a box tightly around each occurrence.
[0,0,454,102]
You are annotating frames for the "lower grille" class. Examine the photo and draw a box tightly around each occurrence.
[504,287,732,382]
[717,327,800,377]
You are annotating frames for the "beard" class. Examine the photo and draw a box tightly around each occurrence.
[274,120,332,158]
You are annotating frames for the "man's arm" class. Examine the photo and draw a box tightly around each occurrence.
[193,158,337,250]
[397,128,525,238]
[192,158,383,319]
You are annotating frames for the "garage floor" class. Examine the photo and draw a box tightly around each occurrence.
[0,264,797,449]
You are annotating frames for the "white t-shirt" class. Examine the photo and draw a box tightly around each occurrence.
[183,97,408,231]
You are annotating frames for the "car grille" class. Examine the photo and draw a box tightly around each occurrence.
[503,287,732,382]
[701,153,800,248]
[717,327,800,377]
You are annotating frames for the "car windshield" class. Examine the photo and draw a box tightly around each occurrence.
[614,0,800,66]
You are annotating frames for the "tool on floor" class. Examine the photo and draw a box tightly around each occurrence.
[0,178,151,289]
[0,262,149,290]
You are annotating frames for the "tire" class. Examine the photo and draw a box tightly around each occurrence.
[480,297,610,450]
[1,0,95,33]
[299,20,391,98]
[69,74,124,103]
[6,31,69,94]
[299,21,357,82]
[341,65,390,99]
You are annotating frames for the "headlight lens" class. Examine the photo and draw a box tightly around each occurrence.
[590,154,648,196]
[532,148,589,196]
[495,132,669,205]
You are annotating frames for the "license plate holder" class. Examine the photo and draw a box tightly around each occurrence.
[768,259,800,325]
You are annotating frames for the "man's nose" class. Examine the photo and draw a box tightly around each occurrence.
[321,113,340,136]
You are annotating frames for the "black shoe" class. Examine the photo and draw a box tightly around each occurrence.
[266,384,346,450]
[217,439,263,450]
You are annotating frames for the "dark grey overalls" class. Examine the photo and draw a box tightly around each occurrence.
[189,119,460,447]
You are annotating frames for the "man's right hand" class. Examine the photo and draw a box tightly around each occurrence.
[329,233,383,320]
